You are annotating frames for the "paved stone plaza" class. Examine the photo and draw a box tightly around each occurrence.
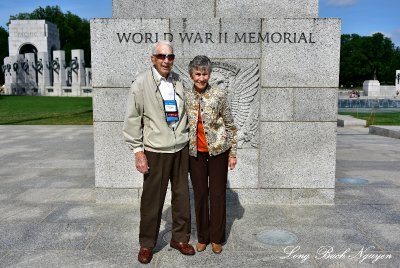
[0,125,399,267]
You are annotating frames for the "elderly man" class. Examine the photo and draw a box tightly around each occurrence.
[123,41,194,264]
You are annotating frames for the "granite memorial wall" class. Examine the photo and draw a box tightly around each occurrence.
[91,0,341,204]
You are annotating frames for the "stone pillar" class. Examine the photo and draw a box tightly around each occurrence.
[14,55,26,95]
[85,68,92,86]
[3,57,13,95]
[24,53,38,95]
[52,50,67,96]
[91,0,340,204]
[71,49,86,96]
[363,80,380,97]
[34,52,51,96]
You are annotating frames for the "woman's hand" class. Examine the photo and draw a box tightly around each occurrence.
[228,157,237,170]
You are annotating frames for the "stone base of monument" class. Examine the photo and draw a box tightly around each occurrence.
[95,188,335,205]
[363,80,381,97]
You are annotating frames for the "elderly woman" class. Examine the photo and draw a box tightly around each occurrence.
[185,55,237,254]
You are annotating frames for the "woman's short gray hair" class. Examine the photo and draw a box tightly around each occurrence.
[188,55,212,76]
[151,41,173,55]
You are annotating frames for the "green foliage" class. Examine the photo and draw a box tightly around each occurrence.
[0,95,93,125]
[8,5,91,66]
[340,33,400,87]
[339,111,400,126]
[0,26,9,85]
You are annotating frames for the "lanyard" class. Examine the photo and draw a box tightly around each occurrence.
[151,68,179,123]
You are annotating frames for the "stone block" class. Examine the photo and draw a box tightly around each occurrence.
[259,122,336,188]
[260,88,337,122]
[112,0,215,19]
[93,88,129,122]
[227,149,258,189]
[90,19,170,87]
[216,0,318,18]
[261,18,341,88]
[96,188,140,205]
[93,122,143,188]
[363,80,380,97]
[260,88,293,121]
[293,88,338,121]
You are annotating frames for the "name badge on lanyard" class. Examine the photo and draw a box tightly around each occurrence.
[164,99,179,122]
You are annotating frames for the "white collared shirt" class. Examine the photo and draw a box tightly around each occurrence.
[152,67,179,128]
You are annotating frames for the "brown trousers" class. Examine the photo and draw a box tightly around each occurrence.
[189,150,229,244]
[139,145,191,248]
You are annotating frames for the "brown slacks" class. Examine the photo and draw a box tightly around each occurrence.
[189,150,229,244]
[139,145,191,248]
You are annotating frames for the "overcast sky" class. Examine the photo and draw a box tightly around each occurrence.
[1,0,399,46]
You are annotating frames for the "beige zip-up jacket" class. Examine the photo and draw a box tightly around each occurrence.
[123,68,189,153]
[185,84,237,158]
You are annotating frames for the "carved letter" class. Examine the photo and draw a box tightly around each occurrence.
[132,33,143,44]
[271,32,282,43]
[258,32,269,43]
[205,33,214,43]
[117,33,131,43]
[298,33,307,43]
[235,33,246,43]
[309,33,316,43]
[193,33,204,43]
[179,33,193,43]
[248,32,257,43]
[284,32,293,43]
[164,33,173,42]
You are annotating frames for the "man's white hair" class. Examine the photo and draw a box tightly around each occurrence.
[151,41,173,55]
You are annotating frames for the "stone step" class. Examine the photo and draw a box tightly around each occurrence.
[369,125,400,139]
[337,114,367,127]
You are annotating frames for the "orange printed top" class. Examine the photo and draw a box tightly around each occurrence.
[197,110,208,152]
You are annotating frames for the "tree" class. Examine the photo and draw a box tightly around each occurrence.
[339,33,399,87]
[0,26,9,85]
[8,5,91,66]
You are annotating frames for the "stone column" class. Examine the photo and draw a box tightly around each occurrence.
[34,52,51,96]
[24,53,38,95]
[71,49,86,96]
[85,68,92,86]
[2,57,13,95]
[14,55,26,95]
[52,50,67,96]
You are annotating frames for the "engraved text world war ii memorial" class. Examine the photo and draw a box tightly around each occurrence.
[90,0,341,204]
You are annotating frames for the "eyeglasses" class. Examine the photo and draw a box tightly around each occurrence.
[153,54,175,60]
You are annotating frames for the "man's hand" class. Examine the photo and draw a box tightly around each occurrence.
[135,151,149,174]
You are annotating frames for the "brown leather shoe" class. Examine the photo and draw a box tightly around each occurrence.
[138,247,153,264]
[170,239,195,255]
[211,243,222,254]
[196,242,207,252]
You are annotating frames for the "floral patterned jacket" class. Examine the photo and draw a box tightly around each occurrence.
[185,84,237,158]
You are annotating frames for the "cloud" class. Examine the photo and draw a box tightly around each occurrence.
[326,0,358,7]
